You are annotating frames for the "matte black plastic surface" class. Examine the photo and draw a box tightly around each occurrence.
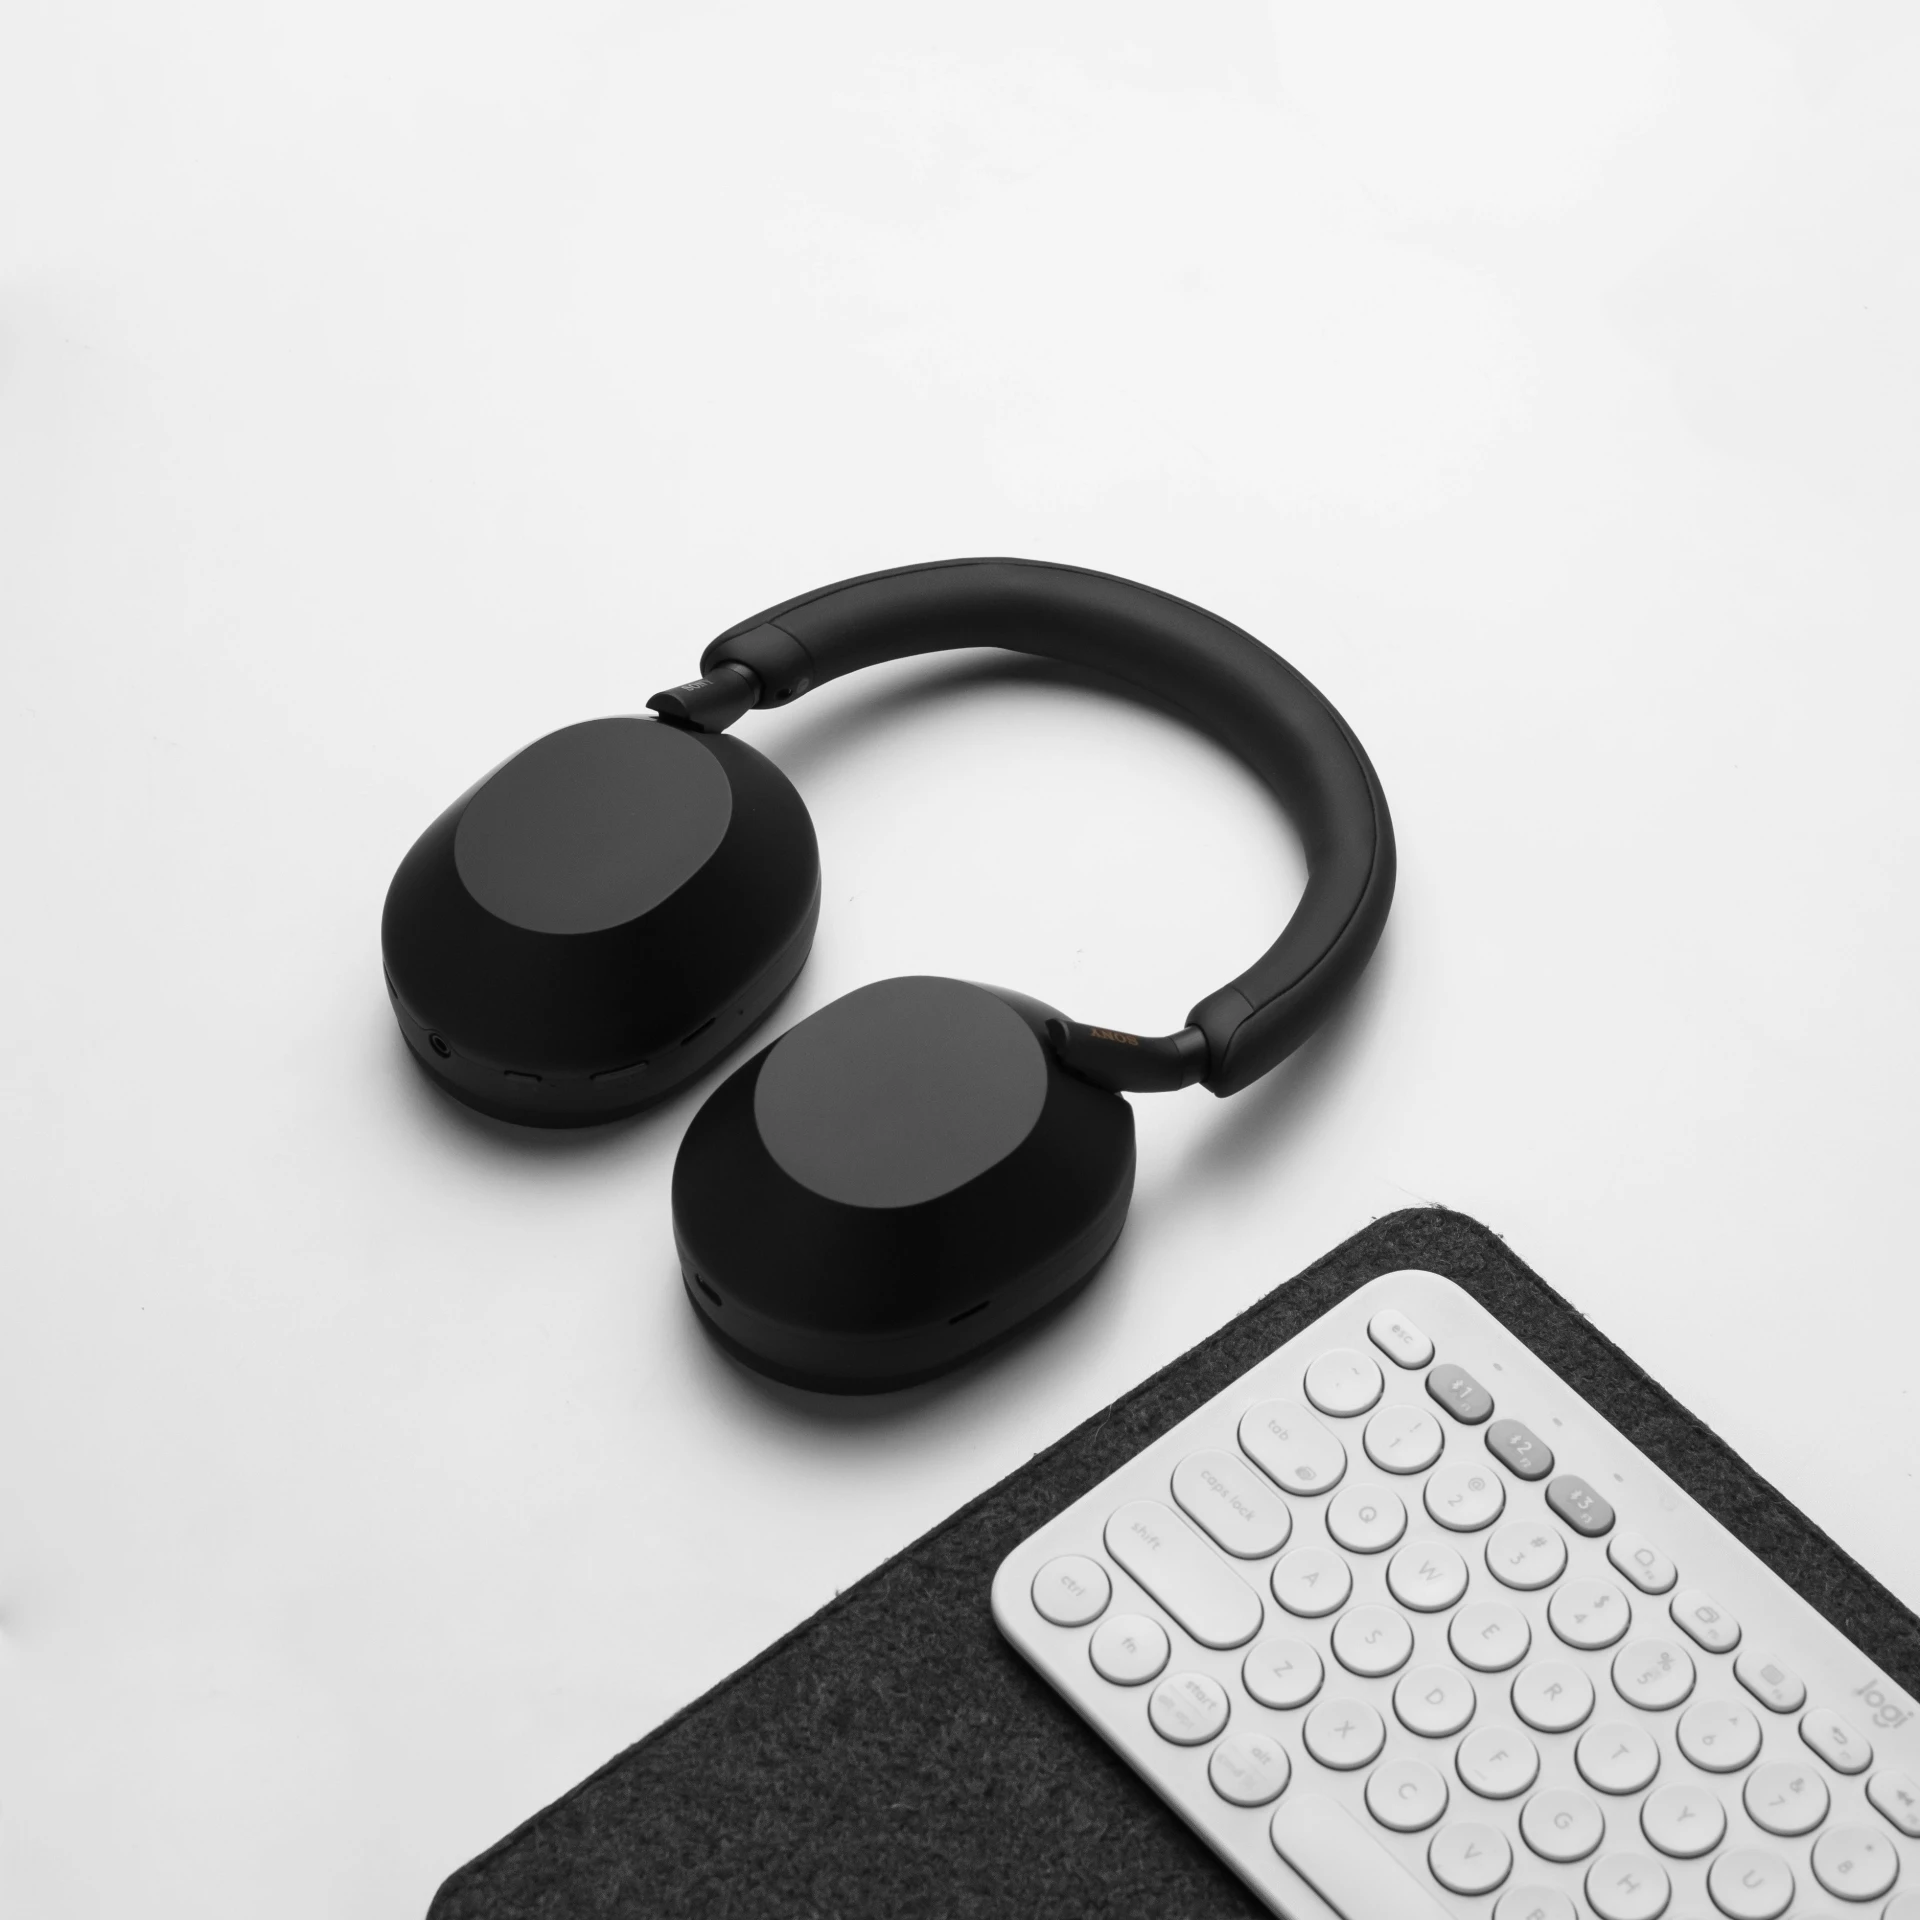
[673,976,1136,1391]
[382,717,819,1125]
[700,559,1395,1096]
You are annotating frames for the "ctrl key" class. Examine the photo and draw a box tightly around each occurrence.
[1030,1554,1110,1627]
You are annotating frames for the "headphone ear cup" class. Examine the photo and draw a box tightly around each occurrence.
[672,975,1136,1391]
[382,717,819,1125]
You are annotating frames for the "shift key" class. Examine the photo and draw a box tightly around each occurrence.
[1104,1499,1263,1649]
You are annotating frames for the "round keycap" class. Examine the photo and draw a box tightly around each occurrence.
[1547,1577,1631,1651]
[1520,1787,1605,1862]
[1884,1893,1920,1920]
[1495,1889,1576,1920]
[1639,1781,1724,1858]
[1363,1404,1445,1475]
[1394,1663,1478,1739]
[1742,1758,1828,1836]
[1148,1670,1230,1746]
[1387,1541,1469,1612]
[1512,1659,1595,1733]
[1425,1462,1506,1532]
[1089,1612,1169,1686]
[1239,1399,1347,1496]
[1486,1521,1568,1591]
[1457,1724,1540,1799]
[1303,1696,1386,1770]
[1332,1603,1415,1678]
[1611,1638,1696,1711]
[1271,1546,1351,1619]
[1170,1449,1293,1559]
[1366,1757,1450,1832]
[1450,1600,1532,1673]
[1304,1346,1384,1417]
[1327,1483,1407,1555]
[1209,1729,1291,1807]
[1810,1824,1899,1903]
[1576,1723,1661,1795]
[1242,1636,1324,1710]
[1584,1850,1670,1920]
[1429,1821,1512,1896]
[1677,1699,1761,1773]
[1706,1847,1793,1918]
[1031,1554,1111,1626]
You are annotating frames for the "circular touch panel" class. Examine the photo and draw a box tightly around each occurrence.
[753,976,1049,1209]
[454,717,732,935]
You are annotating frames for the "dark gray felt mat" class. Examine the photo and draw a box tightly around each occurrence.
[426,1206,1920,1918]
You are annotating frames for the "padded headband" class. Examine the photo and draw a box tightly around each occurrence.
[648,557,1394,1098]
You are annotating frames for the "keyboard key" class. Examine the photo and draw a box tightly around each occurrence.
[1457,1725,1540,1799]
[1240,1399,1348,1496]
[1089,1612,1169,1685]
[1428,1820,1513,1896]
[1424,1462,1506,1532]
[1742,1758,1829,1836]
[1733,1650,1805,1713]
[1676,1699,1761,1772]
[1327,1483,1407,1554]
[1427,1361,1494,1425]
[1388,1542,1469,1612]
[1670,1587,1740,1654]
[1575,1723,1660,1795]
[1887,1894,1920,1920]
[1519,1787,1605,1862]
[1868,1767,1920,1838]
[1333,1603,1415,1679]
[1486,1521,1567,1591]
[1271,1793,1458,1918]
[1305,1347,1385,1417]
[1363,1404,1446,1475]
[1512,1659,1595,1733]
[1208,1728,1291,1807]
[1272,1546,1352,1618]
[1148,1669,1230,1745]
[1366,1757,1450,1833]
[1801,1704,1873,1774]
[1494,1890,1575,1920]
[1484,1418,1554,1481]
[1449,1600,1532,1673]
[1547,1577,1631,1651]
[1304,1696,1387,1770]
[1639,1781,1724,1858]
[1583,1850,1669,1920]
[1367,1304,1435,1370]
[1104,1500,1263,1649]
[1170,1449,1293,1559]
[1395,1663,1479,1738]
[1706,1847,1794,1918]
[1544,1474,1615,1538]
[1604,1528,1676,1595]
[1610,1638,1696,1711]
[1242,1635,1324,1709]
[1032,1554,1110,1626]
[1810,1823,1900,1902]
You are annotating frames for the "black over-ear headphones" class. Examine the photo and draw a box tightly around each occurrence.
[383,558,1394,1391]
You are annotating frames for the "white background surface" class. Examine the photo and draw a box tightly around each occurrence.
[4,4,1918,1915]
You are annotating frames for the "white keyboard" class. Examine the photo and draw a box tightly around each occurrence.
[992,1270,1920,1920]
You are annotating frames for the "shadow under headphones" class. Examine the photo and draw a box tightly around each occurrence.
[382,559,1394,1392]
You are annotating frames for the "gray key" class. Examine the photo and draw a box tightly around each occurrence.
[1546,1475,1616,1539]
[1485,1418,1554,1481]
[1427,1362,1494,1425]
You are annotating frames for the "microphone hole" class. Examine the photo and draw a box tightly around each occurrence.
[428,1033,452,1058]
